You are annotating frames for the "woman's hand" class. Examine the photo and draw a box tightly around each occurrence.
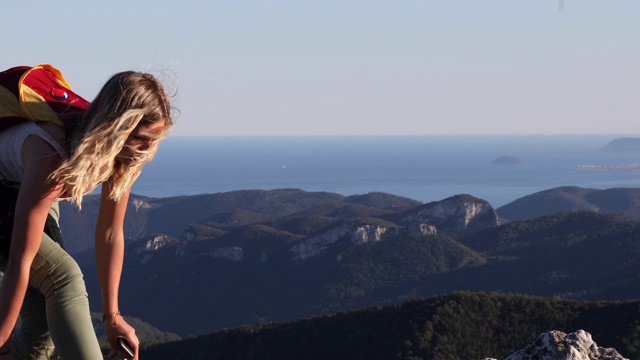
[103,314,139,360]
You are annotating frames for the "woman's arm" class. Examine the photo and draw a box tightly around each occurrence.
[95,181,139,359]
[0,136,64,353]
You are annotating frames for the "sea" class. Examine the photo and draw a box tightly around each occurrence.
[131,135,640,208]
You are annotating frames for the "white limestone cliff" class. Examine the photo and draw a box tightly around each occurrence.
[488,330,628,360]
[408,223,438,236]
[351,224,389,245]
[403,195,498,229]
[289,224,358,261]
[136,234,175,253]
[135,234,178,264]
[289,222,437,261]
[131,198,152,212]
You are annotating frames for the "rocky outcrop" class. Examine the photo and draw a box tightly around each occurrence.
[402,194,498,230]
[289,224,383,261]
[289,223,437,261]
[351,225,390,245]
[486,330,628,360]
[136,234,177,253]
[131,198,153,212]
[135,234,179,264]
[407,223,437,236]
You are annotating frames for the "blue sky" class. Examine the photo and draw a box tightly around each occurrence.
[2,1,638,136]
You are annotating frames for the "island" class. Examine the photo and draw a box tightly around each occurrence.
[491,156,524,165]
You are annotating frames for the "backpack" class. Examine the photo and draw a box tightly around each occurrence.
[0,64,89,134]
[0,64,78,257]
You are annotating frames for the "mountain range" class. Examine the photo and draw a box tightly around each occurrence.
[53,185,640,358]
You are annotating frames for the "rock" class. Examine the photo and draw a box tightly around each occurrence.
[407,223,437,236]
[289,224,394,261]
[134,234,180,264]
[289,224,354,261]
[288,222,438,261]
[136,234,177,253]
[131,198,153,212]
[402,194,498,230]
[502,330,628,360]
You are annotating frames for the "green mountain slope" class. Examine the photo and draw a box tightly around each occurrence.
[141,292,640,360]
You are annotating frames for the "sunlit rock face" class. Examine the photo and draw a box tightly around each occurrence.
[289,223,436,261]
[288,195,497,262]
[402,194,498,230]
[289,224,388,261]
[501,330,628,360]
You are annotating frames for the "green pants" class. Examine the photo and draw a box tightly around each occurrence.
[0,202,103,359]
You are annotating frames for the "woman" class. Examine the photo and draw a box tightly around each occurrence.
[0,66,174,359]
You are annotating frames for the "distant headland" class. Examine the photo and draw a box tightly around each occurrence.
[599,137,640,152]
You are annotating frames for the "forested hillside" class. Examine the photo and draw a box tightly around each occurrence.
[141,292,640,360]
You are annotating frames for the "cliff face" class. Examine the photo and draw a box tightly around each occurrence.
[289,223,437,261]
[487,330,628,360]
[289,224,382,261]
[402,194,499,229]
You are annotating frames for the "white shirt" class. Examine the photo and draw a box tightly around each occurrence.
[0,122,67,182]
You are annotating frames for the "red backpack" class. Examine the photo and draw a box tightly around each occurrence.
[0,64,77,256]
[0,64,89,134]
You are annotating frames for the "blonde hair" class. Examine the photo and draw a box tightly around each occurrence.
[49,71,173,207]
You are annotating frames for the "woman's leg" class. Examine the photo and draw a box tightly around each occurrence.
[8,202,103,360]
[12,233,103,360]
[10,286,54,359]
[0,249,55,359]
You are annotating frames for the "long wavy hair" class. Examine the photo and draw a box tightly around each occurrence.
[49,71,173,207]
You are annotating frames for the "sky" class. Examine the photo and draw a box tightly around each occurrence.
[2,1,639,136]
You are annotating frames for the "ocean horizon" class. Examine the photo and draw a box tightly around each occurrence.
[132,135,640,208]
